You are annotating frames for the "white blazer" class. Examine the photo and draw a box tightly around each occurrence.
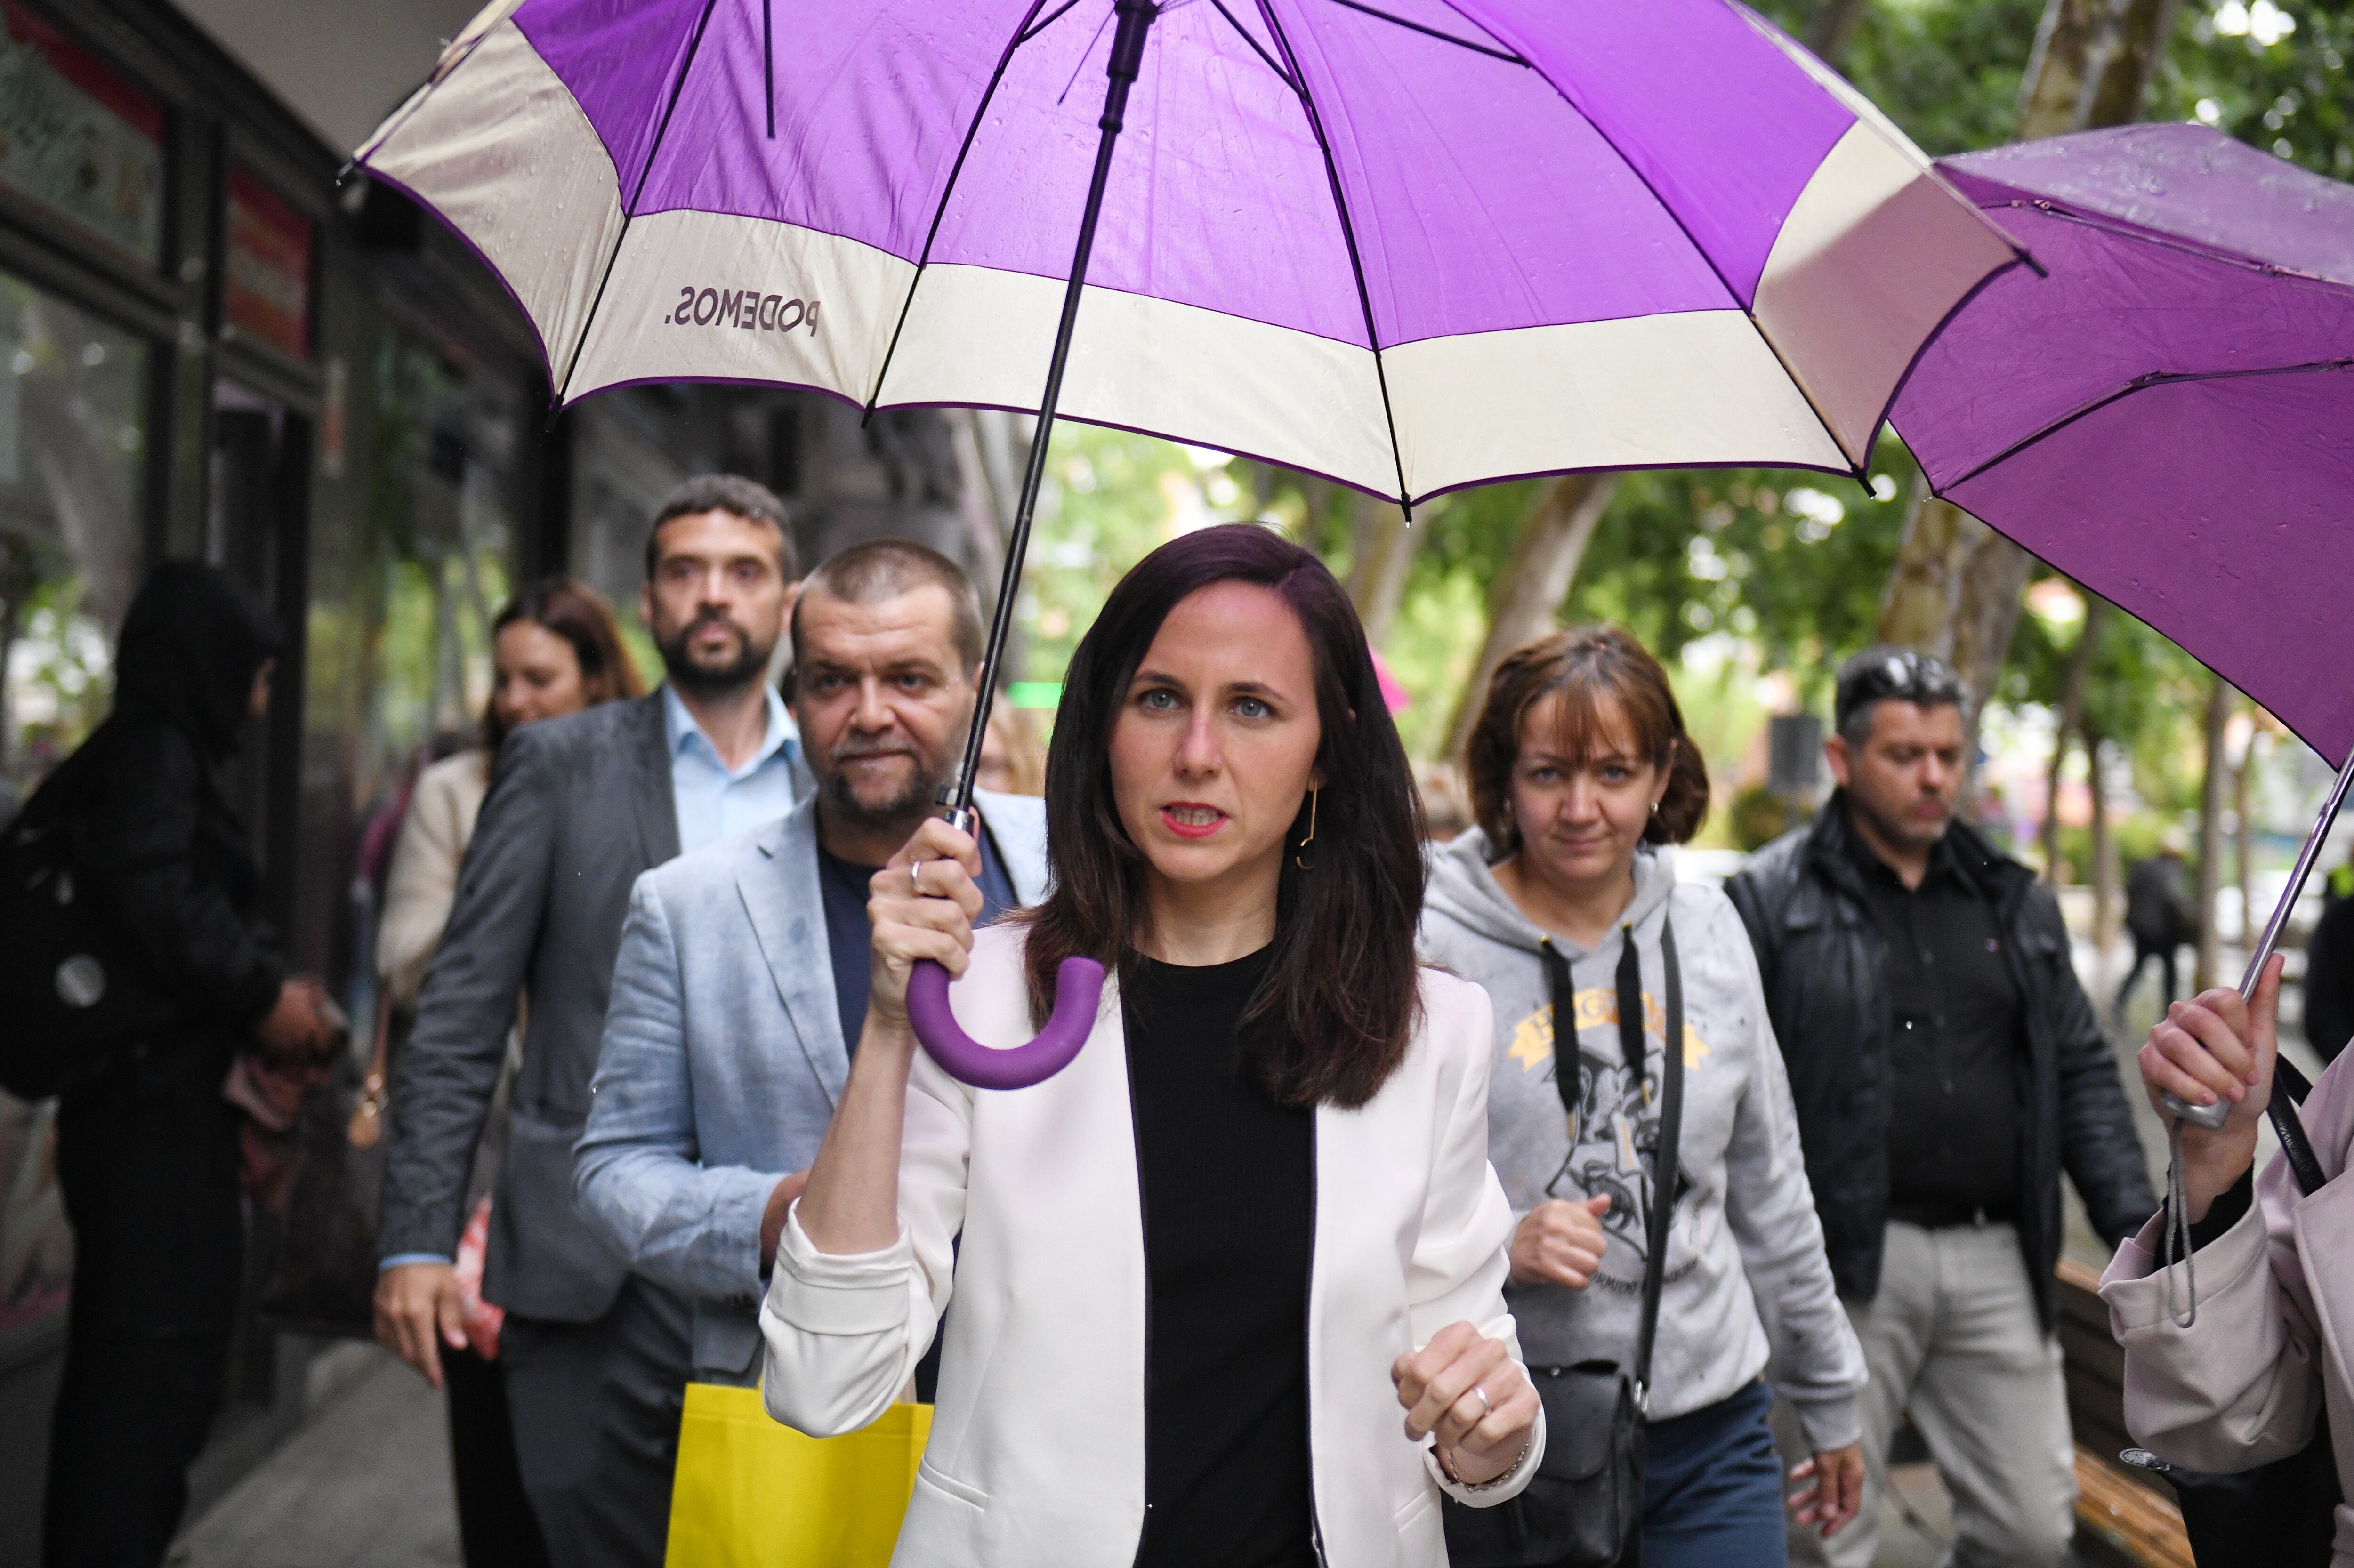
[760,924,1542,1568]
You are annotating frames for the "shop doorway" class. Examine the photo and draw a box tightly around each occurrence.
[195,381,318,1487]
[208,382,310,939]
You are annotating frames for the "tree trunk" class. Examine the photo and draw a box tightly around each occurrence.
[2017,0,2184,139]
[2042,730,2072,885]
[2195,675,2233,991]
[1874,0,2177,724]
[2089,723,2121,953]
[1345,492,1417,647]
[1876,477,2038,767]
[1804,0,1873,68]
[2040,597,2111,882]
[948,409,1009,593]
[1442,473,1619,761]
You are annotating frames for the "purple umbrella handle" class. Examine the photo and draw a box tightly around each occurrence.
[907,955,1106,1090]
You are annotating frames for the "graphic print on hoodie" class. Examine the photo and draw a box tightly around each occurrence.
[1418,828,1868,1441]
[1506,978,1709,1278]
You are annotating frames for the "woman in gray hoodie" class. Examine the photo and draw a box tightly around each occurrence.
[1420,626,1865,1567]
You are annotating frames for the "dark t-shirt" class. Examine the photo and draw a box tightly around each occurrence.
[1847,823,2026,1219]
[1123,946,1318,1568]
[814,824,1019,1055]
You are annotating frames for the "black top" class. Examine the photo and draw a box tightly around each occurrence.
[814,827,1018,1054]
[38,716,283,1047]
[2306,895,2354,1066]
[1847,821,2026,1222]
[1123,946,1318,1568]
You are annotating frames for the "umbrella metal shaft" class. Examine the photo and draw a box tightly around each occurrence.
[944,0,1160,831]
[2159,741,2354,1183]
[2237,745,2354,997]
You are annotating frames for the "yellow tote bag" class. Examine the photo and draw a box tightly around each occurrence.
[664,1383,932,1568]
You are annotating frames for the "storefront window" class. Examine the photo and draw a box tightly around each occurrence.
[0,269,144,1382]
[288,323,521,1034]
[225,167,312,359]
[0,268,149,804]
[0,1,164,265]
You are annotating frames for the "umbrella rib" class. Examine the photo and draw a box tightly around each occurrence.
[1021,0,1087,43]
[1209,0,1298,87]
[1451,2,1866,477]
[343,17,511,184]
[1256,0,1415,512]
[552,0,723,407]
[1990,199,2353,292]
[1318,0,1524,65]
[1935,356,2354,495]
[862,0,1055,420]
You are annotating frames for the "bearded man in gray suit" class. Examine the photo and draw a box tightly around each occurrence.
[576,539,1048,1396]
[373,475,806,1568]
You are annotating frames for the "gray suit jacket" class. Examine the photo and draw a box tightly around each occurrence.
[377,692,810,1321]
[573,789,1049,1376]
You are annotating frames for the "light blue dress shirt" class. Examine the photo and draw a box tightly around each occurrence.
[663,682,801,857]
[378,685,800,1273]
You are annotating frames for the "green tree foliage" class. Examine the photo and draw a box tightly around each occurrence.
[1759,0,2048,153]
[2008,582,2217,819]
[2161,0,2353,178]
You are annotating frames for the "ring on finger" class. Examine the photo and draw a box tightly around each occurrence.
[1471,1383,1491,1418]
[910,860,924,896]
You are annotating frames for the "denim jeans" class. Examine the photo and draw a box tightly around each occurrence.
[1642,1378,1789,1568]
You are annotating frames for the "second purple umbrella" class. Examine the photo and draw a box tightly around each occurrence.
[360,0,2020,1085]
[1894,124,2354,1149]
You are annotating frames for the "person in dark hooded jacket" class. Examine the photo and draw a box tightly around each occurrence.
[32,561,335,1568]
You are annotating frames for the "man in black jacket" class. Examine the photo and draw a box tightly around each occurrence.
[1727,647,2154,1568]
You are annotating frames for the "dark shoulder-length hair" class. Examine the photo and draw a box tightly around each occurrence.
[1463,625,1710,855]
[484,576,645,751]
[1019,523,1426,1110]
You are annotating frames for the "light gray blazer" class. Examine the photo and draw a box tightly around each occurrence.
[574,788,1049,1377]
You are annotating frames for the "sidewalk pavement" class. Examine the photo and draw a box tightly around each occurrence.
[171,1344,457,1568]
[177,1346,2019,1568]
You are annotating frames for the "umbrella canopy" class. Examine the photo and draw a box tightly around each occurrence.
[360,0,2018,507]
[1893,125,2354,764]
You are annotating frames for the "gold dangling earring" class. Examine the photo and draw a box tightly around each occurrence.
[1295,786,1319,871]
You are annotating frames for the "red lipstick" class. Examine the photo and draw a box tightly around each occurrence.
[1160,803,1227,839]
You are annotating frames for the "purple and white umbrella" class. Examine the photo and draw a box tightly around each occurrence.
[357,0,2019,1085]
[362,0,2014,501]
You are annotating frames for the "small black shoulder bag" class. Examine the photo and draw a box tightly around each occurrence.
[1442,910,1683,1568]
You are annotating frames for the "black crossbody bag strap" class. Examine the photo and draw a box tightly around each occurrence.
[1628,910,1682,1408]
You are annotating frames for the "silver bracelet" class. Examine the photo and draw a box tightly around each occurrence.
[1439,1435,1533,1492]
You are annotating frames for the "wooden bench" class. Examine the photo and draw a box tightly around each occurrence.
[2057,1256,2194,1568]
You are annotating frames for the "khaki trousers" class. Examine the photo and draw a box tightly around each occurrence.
[1780,1220,2077,1568]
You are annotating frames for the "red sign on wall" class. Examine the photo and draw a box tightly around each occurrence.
[226,166,312,359]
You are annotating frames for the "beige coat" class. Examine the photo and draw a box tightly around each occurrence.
[2101,1046,2354,1563]
[376,749,492,1009]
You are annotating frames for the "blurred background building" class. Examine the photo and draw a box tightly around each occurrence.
[0,1,998,1553]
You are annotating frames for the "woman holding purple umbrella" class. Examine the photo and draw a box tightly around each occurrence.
[761,524,1541,1568]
